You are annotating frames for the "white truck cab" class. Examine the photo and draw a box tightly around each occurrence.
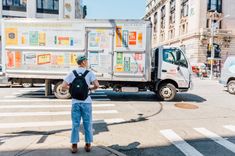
[220,56,235,94]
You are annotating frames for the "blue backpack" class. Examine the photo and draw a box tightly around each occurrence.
[69,70,89,100]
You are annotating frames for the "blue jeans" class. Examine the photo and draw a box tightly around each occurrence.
[70,103,93,144]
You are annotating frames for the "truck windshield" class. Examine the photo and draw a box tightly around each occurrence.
[163,48,188,68]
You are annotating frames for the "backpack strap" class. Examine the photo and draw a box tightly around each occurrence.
[82,70,89,77]
[72,70,79,78]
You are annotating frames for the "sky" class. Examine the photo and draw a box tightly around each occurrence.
[83,0,146,19]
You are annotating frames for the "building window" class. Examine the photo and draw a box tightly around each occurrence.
[208,0,222,13]
[37,0,59,14]
[154,12,158,33]
[161,5,166,29]
[181,0,189,17]
[180,23,188,35]
[169,29,175,39]
[3,0,26,12]
[170,0,176,24]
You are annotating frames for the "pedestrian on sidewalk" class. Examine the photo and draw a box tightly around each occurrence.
[62,54,99,154]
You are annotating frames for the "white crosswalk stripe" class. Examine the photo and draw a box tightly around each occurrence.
[0,119,125,129]
[194,127,235,153]
[0,104,115,108]
[0,110,119,117]
[224,125,235,132]
[3,89,111,101]
[160,129,203,156]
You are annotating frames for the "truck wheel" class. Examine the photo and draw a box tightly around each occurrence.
[227,80,235,95]
[54,81,71,99]
[155,83,176,101]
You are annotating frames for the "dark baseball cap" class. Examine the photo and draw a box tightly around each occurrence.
[76,55,88,62]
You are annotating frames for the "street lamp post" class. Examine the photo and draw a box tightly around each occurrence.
[209,13,230,80]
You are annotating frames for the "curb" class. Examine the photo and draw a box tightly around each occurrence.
[98,146,127,156]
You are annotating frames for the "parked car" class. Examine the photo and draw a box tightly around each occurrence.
[220,56,235,94]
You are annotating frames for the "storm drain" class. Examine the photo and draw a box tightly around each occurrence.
[175,103,199,109]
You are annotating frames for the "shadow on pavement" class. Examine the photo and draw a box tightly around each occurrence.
[0,146,116,156]
[110,136,235,156]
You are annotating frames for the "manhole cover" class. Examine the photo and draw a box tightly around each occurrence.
[175,103,199,109]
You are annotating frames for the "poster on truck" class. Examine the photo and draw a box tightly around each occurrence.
[114,23,146,51]
[5,50,86,71]
[4,22,85,50]
[87,28,113,78]
[114,52,145,75]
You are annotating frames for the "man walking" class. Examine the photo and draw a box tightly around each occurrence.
[62,55,99,153]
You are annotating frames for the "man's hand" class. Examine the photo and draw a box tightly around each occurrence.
[90,80,99,90]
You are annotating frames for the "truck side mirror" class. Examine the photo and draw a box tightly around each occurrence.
[176,51,181,61]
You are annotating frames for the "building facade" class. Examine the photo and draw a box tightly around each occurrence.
[0,0,85,19]
[145,0,235,64]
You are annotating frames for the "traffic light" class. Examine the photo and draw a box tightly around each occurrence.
[213,43,221,58]
[207,43,221,58]
[83,5,87,18]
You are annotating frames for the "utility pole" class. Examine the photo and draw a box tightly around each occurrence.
[208,12,230,80]
[209,12,215,80]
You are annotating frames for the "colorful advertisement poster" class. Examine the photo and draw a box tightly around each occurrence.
[138,33,143,46]
[129,32,137,45]
[6,28,18,46]
[51,54,64,65]
[24,53,37,65]
[89,33,99,48]
[37,54,51,65]
[29,31,39,46]
[123,30,128,47]
[116,52,123,64]
[116,26,122,47]
[124,57,130,72]
[70,53,77,65]
[115,52,145,74]
[39,32,46,46]
[7,51,15,68]
[89,51,99,67]
[15,51,22,68]
[115,52,124,72]
[58,37,70,46]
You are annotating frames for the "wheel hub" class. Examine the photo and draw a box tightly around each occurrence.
[161,87,172,98]
[228,83,235,93]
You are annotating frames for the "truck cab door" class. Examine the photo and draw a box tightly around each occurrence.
[158,48,191,88]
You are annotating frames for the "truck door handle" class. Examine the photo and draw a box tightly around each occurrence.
[162,70,167,72]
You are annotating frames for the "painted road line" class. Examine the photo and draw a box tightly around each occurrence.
[224,125,235,132]
[93,98,111,101]
[160,129,203,156]
[3,96,16,98]
[0,99,111,103]
[194,128,235,153]
[0,110,118,117]
[0,98,110,102]
[0,104,115,108]
[91,94,108,97]
[0,99,71,102]
[0,118,125,129]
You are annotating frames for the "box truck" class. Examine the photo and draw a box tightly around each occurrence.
[1,19,192,101]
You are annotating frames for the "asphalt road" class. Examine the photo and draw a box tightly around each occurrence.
[1,78,235,156]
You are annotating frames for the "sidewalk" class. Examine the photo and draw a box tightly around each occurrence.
[0,131,126,156]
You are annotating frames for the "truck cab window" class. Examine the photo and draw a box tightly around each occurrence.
[163,49,188,68]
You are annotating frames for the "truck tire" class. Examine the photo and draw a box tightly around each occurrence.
[155,83,176,101]
[227,80,235,95]
[54,81,71,99]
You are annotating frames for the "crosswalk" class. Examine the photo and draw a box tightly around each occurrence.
[3,88,111,101]
[0,103,122,129]
[160,126,235,155]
